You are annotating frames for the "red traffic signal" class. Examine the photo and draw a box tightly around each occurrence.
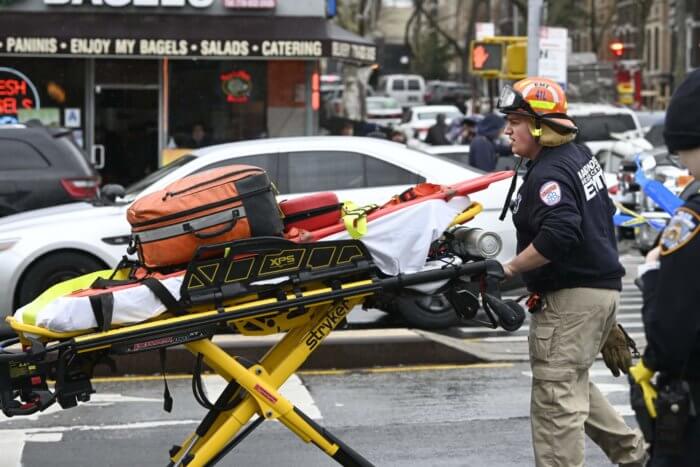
[609,41,625,57]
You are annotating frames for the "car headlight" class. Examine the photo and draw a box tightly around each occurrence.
[0,238,20,252]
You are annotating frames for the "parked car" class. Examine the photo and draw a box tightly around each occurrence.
[365,96,403,127]
[0,122,100,217]
[376,74,426,108]
[0,136,517,330]
[424,80,470,109]
[569,103,652,172]
[398,105,464,141]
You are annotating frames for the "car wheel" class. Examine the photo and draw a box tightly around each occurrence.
[396,292,459,329]
[17,252,106,307]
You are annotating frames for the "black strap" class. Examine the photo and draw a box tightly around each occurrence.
[283,203,343,224]
[499,157,523,221]
[159,348,173,413]
[89,293,114,332]
[142,277,187,316]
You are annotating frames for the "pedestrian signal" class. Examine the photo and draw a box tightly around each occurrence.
[470,42,503,75]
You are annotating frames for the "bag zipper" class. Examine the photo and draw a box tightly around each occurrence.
[162,167,262,200]
[133,185,272,228]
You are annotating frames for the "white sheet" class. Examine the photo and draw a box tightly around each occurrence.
[325,197,470,276]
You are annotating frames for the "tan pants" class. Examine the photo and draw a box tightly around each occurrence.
[529,288,647,467]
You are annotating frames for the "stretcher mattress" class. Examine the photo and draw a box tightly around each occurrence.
[14,196,470,333]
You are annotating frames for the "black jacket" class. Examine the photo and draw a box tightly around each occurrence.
[468,135,512,171]
[424,122,450,146]
[512,142,624,292]
[642,193,700,380]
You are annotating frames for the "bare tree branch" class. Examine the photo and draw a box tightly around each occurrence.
[413,0,466,56]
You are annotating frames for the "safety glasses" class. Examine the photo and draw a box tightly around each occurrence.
[496,85,535,114]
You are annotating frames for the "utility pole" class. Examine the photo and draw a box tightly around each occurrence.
[527,0,542,76]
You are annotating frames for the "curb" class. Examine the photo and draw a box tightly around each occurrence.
[95,328,487,376]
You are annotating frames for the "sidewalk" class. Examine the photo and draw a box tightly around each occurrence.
[98,328,485,376]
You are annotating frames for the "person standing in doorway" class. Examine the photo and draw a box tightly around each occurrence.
[184,123,212,148]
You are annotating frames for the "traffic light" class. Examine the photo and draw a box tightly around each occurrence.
[470,41,503,76]
[609,40,625,58]
[504,42,527,78]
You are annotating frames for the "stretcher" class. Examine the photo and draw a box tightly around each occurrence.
[0,172,525,467]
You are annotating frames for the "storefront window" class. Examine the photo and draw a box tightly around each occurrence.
[168,60,267,149]
[0,58,85,146]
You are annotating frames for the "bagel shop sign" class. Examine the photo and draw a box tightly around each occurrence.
[0,37,333,58]
[0,67,40,123]
[25,0,277,13]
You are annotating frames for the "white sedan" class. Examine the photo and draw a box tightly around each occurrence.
[0,136,517,329]
[366,96,403,128]
[398,105,464,141]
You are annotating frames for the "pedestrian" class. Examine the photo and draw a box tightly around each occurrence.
[447,116,479,145]
[424,113,450,145]
[183,122,212,148]
[468,114,512,171]
[629,69,700,467]
[498,77,648,467]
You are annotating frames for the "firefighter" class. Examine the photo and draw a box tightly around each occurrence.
[498,77,648,467]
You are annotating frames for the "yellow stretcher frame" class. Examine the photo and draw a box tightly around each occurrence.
[2,203,497,466]
[6,280,378,466]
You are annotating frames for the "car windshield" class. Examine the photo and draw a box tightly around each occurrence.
[645,123,665,148]
[367,99,399,110]
[124,155,197,196]
[574,114,637,142]
[416,111,462,121]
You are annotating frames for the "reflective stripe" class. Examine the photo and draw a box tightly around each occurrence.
[528,99,557,110]
[136,207,246,243]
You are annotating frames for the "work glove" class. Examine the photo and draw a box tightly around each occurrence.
[629,360,657,418]
[601,323,633,377]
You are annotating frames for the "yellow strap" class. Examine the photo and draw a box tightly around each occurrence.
[450,202,483,226]
[341,201,376,239]
[614,201,650,227]
[629,361,658,418]
[20,268,131,325]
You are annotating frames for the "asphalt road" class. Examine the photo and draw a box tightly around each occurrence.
[1,361,639,466]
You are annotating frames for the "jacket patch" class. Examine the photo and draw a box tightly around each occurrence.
[660,207,700,255]
[539,181,561,206]
[512,193,522,214]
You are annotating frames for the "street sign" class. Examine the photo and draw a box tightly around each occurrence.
[64,107,81,128]
[538,27,568,87]
[475,22,495,41]
[469,41,503,76]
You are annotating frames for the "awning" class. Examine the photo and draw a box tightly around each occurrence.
[0,13,377,63]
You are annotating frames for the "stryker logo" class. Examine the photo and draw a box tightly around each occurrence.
[44,0,214,7]
[305,302,350,351]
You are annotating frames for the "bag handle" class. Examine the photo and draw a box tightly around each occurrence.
[185,210,240,239]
